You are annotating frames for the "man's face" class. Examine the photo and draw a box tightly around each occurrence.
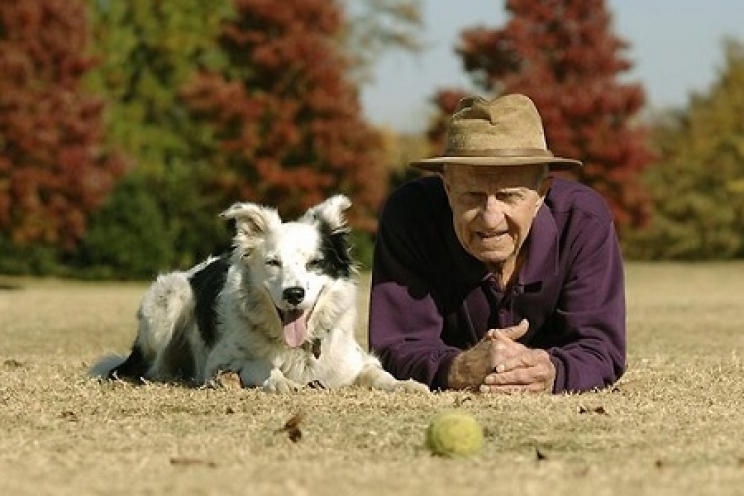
[443,165,548,271]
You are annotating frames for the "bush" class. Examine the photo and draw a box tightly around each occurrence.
[75,174,173,280]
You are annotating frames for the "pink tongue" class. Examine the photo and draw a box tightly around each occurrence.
[282,310,308,348]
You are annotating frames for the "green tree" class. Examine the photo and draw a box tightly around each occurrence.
[0,0,124,266]
[76,174,171,279]
[627,38,744,259]
[429,0,653,233]
[81,0,234,274]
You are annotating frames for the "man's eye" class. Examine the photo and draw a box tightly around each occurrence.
[497,192,524,203]
[266,258,281,268]
[461,192,483,203]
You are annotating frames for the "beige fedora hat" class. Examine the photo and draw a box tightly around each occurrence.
[411,94,581,172]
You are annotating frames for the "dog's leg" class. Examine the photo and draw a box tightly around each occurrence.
[355,357,430,393]
[261,368,304,394]
[204,343,301,392]
[206,355,303,393]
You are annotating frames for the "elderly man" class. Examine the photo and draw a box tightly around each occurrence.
[368,94,625,394]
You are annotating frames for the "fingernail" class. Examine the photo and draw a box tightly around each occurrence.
[479,385,489,393]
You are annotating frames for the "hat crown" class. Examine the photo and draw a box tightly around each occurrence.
[410,93,581,171]
[446,94,548,153]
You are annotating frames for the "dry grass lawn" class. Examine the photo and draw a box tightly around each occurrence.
[1,263,743,495]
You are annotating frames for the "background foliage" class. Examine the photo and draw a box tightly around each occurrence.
[183,0,389,232]
[0,0,125,274]
[1,0,743,278]
[77,0,234,278]
[625,38,744,259]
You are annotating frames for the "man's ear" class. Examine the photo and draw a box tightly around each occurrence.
[534,175,553,214]
[439,170,456,208]
[439,171,449,191]
[538,175,553,197]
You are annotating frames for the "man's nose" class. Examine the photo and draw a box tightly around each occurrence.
[480,196,505,225]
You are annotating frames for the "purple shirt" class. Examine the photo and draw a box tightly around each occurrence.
[368,176,626,393]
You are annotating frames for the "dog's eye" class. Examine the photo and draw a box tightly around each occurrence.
[266,258,281,268]
[307,258,324,270]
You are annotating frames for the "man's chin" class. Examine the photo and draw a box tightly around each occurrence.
[473,250,513,266]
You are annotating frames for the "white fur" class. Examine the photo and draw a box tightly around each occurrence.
[92,195,428,394]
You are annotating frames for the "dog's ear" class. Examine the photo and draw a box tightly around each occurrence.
[299,195,352,233]
[220,203,282,254]
[300,195,356,277]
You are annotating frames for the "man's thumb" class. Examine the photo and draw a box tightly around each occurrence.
[498,319,530,341]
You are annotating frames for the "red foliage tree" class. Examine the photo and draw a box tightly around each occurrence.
[431,0,653,230]
[184,0,387,232]
[0,0,125,249]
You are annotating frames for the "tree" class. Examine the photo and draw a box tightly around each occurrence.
[0,0,124,252]
[183,0,388,233]
[429,0,653,232]
[627,38,744,259]
[81,0,234,272]
[76,173,171,279]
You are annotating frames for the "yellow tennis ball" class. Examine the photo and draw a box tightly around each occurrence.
[425,410,484,457]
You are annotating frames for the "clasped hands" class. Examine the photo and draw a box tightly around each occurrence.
[447,319,555,393]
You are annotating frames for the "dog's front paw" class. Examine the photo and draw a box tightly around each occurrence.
[263,368,303,394]
[392,379,430,394]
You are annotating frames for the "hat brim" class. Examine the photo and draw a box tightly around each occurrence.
[410,155,582,172]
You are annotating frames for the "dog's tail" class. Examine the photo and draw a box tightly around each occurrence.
[88,354,128,379]
[88,343,150,383]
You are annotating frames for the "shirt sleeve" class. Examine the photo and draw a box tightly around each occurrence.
[367,184,461,390]
[547,209,627,393]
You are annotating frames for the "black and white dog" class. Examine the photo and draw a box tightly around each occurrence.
[91,195,428,393]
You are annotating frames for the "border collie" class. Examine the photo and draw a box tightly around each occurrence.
[91,195,428,393]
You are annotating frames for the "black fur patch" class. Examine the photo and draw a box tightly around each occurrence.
[109,344,148,383]
[316,219,353,279]
[160,322,196,381]
[189,255,231,348]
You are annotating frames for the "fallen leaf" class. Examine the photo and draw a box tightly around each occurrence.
[453,395,473,407]
[578,405,607,415]
[276,411,304,443]
[59,411,78,422]
[535,447,548,461]
[215,371,242,390]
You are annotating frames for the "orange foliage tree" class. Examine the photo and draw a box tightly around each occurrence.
[0,0,124,250]
[184,0,387,232]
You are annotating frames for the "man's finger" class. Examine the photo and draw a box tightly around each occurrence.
[483,367,542,387]
[493,352,535,373]
[489,319,529,342]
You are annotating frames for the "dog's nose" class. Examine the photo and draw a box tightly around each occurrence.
[283,287,305,306]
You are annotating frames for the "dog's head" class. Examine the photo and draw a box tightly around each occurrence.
[221,195,355,348]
